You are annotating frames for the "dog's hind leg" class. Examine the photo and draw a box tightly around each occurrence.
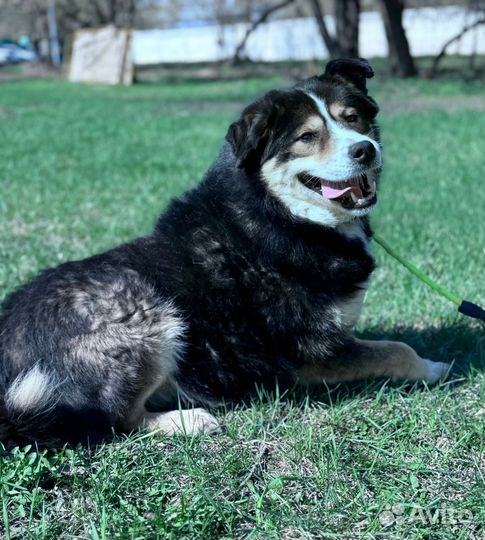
[0,265,208,447]
[297,338,450,385]
[119,374,221,436]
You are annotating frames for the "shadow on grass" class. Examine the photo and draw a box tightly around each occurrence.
[358,320,484,374]
[241,320,485,409]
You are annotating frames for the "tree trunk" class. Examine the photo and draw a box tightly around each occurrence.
[335,0,360,57]
[108,0,117,24]
[308,0,340,57]
[309,0,360,58]
[127,0,136,27]
[379,0,417,77]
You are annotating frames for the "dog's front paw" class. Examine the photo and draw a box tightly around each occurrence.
[423,359,451,385]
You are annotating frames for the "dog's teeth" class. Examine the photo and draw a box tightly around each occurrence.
[350,192,358,203]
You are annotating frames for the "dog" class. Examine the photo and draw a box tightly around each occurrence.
[0,59,449,448]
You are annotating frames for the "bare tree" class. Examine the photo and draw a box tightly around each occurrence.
[378,0,417,77]
[231,0,296,63]
[430,0,485,76]
[431,16,485,75]
[309,0,361,58]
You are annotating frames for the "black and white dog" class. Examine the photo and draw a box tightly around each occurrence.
[0,59,448,448]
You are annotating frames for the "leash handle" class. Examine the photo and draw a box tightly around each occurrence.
[458,300,485,322]
[373,233,485,322]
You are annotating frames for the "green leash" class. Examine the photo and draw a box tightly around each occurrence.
[373,234,485,322]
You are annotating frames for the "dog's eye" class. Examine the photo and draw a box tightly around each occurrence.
[344,114,359,123]
[297,131,318,143]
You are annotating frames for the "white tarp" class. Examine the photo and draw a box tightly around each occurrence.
[69,25,133,85]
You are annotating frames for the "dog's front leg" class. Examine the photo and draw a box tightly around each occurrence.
[297,338,450,385]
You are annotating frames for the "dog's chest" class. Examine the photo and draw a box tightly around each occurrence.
[173,220,375,400]
[329,221,372,329]
[332,279,369,330]
[250,254,370,334]
[181,214,375,343]
[204,236,370,334]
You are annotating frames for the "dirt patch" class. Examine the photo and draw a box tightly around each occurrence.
[0,63,60,82]
[135,63,310,84]
[380,95,485,116]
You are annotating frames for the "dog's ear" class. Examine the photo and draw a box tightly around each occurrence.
[324,58,374,94]
[226,91,280,171]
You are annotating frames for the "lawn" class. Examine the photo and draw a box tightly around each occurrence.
[0,70,484,540]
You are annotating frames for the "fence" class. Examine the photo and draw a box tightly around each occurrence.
[132,6,484,65]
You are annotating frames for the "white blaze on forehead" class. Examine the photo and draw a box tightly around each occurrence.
[306,92,382,178]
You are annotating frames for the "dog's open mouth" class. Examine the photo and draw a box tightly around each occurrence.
[298,173,377,210]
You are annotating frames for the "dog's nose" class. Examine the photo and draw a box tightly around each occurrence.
[348,141,376,165]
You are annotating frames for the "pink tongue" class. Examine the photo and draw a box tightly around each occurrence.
[321,185,363,200]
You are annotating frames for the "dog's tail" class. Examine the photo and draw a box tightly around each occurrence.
[0,364,112,449]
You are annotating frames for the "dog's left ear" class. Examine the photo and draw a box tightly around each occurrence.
[324,58,374,94]
[226,91,280,171]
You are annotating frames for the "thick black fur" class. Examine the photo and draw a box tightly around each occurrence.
[152,151,374,403]
[0,60,379,448]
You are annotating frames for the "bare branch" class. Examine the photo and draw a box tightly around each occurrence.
[231,0,296,64]
[431,17,485,76]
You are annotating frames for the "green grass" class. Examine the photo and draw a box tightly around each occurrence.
[0,74,484,539]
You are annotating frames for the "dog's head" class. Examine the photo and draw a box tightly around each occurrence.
[226,59,381,226]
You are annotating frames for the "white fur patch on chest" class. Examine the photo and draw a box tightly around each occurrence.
[333,279,370,330]
[332,221,372,330]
